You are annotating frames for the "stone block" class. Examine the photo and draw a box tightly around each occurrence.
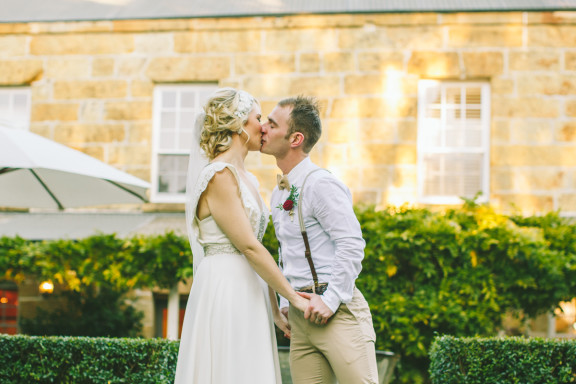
[118,58,147,76]
[352,190,379,205]
[511,169,565,190]
[491,145,576,166]
[448,26,523,47]
[517,74,576,95]
[135,33,173,53]
[491,78,514,95]
[265,29,338,52]
[131,81,154,98]
[243,75,291,98]
[494,194,554,213]
[559,194,576,211]
[361,166,391,189]
[128,122,152,144]
[555,122,576,142]
[30,34,134,55]
[463,52,504,76]
[31,21,113,34]
[340,26,441,50]
[407,51,460,78]
[299,53,321,73]
[491,168,513,191]
[112,19,192,32]
[175,31,261,53]
[510,120,553,143]
[397,120,417,143]
[350,144,416,166]
[492,97,559,118]
[108,145,151,166]
[53,124,126,144]
[235,54,295,75]
[491,120,511,143]
[367,13,438,26]
[0,36,28,57]
[146,57,230,82]
[324,52,354,72]
[92,58,115,77]
[359,120,396,143]
[105,101,152,121]
[345,73,418,96]
[528,26,576,47]
[46,58,90,79]
[358,52,405,72]
[79,101,104,122]
[31,103,79,122]
[322,144,350,167]
[0,23,29,34]
[53,80,128,99]
[392,166,417,188]
[441,12,523,24]
[288,76,340,97]
[327,119,360,144]
[31,81,53,101]
[510,50,560,71]
[527,11,576,24]
[565,52,576,71]
[331,97,417,119]
[565,100,576,117]
[0,60,43,85]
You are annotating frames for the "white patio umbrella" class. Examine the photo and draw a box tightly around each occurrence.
[0,126,150,210]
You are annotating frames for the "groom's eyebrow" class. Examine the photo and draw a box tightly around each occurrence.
[267,117,277,126]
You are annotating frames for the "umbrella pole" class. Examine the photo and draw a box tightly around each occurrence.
[30,169,65,210]
[106,180,148,203]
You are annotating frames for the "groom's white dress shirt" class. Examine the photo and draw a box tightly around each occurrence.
[271,157,365,313]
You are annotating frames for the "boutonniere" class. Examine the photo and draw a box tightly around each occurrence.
[276,185,299,221]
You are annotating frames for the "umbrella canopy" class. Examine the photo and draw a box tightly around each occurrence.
[0,126,150,210]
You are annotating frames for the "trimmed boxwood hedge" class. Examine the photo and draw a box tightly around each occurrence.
[429,335,576,384]
[0,335,179,383]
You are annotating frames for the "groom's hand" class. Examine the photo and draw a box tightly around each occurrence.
[299,292,334,326]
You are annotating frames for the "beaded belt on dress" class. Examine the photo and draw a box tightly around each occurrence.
[203,243,242,256]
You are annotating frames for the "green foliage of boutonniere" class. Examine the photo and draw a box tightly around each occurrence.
[276,185,299,215]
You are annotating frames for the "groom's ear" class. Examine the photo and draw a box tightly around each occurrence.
[290,132,305,148]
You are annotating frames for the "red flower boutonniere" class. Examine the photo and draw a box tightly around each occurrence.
[277,185,299,221]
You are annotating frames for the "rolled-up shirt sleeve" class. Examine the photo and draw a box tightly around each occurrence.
[312,178,365,313]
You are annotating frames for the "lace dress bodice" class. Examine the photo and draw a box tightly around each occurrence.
[193,162,269,257]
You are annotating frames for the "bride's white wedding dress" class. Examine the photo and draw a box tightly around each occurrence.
[174,162,281,384]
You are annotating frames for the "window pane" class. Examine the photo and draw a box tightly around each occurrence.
[162,91,177,108]
[160,111,176,130]
[181,92,195,108]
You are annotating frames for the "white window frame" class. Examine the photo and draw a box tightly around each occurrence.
[0,87,31,130]
[417,80,491,205]
[151,84,218,203]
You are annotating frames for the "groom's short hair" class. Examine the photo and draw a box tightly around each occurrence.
[278,96,321,153]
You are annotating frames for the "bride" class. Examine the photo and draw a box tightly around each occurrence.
[174,88,309,383]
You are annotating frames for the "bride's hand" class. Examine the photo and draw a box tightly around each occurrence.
[292,295,310,314]
[273,309,291,339]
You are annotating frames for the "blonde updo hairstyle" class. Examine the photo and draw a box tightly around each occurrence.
[200,87,256,160]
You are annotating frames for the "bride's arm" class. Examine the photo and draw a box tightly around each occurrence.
[203,168,308,313]
[269,286,291,338]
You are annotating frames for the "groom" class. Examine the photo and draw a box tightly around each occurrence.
[260,96,378,383]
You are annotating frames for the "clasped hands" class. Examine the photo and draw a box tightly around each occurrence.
[298,291,334,326]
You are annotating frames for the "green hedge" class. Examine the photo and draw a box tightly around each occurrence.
[2,202,576,383]
[0,335,178,384]
[429,335,576,384]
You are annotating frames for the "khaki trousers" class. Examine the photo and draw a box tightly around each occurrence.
[288,287,378,384]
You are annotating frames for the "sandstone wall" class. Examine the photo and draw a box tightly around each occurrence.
[1,12,576,214]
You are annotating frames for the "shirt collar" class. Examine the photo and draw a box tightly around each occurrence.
[286,157,312,184]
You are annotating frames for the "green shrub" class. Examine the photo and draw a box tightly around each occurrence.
[0,335,179,384]
[429,335,576,384]
[20,285,143,338]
